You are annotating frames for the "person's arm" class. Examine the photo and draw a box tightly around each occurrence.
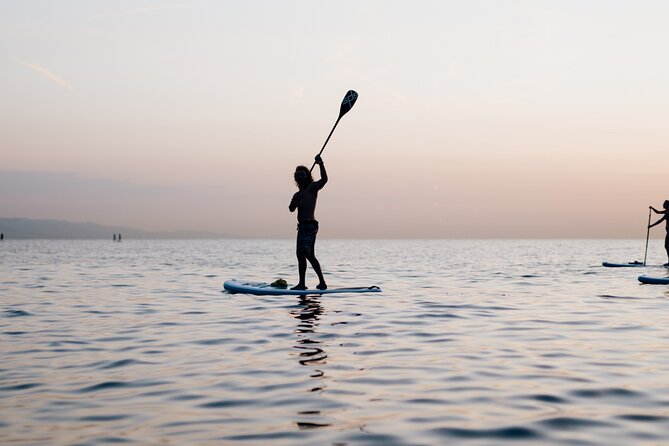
[649,215,667,228]
[314,155,327,189]
[289,192,301,212]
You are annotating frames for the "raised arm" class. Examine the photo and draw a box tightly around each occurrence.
[314,155,328,188]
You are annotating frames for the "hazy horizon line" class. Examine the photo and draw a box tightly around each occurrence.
[0,217,662,241]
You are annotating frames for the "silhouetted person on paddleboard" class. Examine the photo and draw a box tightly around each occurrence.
[289,155,328,290]
[649,200,669,266]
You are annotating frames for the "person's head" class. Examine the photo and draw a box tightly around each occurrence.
[663,200,669,210]
[294,165,312,187]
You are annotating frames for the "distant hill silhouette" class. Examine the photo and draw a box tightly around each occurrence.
[0,218,233,239]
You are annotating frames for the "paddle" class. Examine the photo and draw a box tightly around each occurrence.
[309,90,359,173]
[644,207,652,266]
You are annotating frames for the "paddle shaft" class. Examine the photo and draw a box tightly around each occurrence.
[644,208,651,266]
[307,90,358,173]
[310,115,342,173]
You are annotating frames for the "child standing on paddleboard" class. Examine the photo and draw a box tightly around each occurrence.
[649,200,669,266]
[289,155,328,290]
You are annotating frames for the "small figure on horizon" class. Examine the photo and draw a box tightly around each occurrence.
[113,234,117,241]
[289,155,328,291]
[0,233,3,241]
[649,200,669,266]
[118,233,122,242]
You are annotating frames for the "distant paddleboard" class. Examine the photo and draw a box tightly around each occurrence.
[602,261,644,268]
[223,280,382,296]
[638,275,669,285]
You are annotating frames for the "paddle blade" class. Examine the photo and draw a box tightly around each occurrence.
[339,90,358,118]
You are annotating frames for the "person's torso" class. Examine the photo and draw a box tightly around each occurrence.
[297,183,319,222]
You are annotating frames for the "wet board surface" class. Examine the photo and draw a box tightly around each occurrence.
[223,280,382,296]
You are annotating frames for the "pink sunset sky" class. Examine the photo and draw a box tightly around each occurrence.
[1,0,667,238]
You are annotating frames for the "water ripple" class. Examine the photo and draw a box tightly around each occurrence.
[431,426,543,440]
[3,239,669,445]
[77,380,169,393]
[3,309,33,317]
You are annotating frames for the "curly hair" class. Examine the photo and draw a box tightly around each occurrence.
[294,165,313,187]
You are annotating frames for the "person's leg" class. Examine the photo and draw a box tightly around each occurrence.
[306,223,326,289]
[307,254,326,289]
[292,251,307,290]
[664,234,669,266]
[292,229,308,289]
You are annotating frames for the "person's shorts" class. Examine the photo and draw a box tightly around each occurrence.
[296,220,319,255]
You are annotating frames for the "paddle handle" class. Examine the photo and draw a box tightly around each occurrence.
[309,115,341,173]
[644,208,651,266]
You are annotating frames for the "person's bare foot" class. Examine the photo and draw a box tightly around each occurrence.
[291,284,307,290]
[316,282,327,290]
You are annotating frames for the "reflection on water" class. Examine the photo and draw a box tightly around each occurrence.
[291,296,330,429]
[2,239,669,445]
[293,296,327,367]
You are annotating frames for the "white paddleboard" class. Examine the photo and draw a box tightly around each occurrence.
[223,279,381,296]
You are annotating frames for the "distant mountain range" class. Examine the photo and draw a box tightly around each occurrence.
[0,218,233,239]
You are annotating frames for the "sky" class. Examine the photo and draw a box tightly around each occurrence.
[1,0,667,238]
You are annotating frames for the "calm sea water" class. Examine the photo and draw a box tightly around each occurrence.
[2,239,669,445]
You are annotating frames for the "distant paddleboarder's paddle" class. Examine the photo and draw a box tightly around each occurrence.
[644,207,652,266]
[309,90,358,173]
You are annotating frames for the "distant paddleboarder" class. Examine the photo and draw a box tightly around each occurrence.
[649,200,669,266]
[289,155,328,291]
